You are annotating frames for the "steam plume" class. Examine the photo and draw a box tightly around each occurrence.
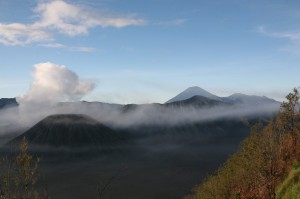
[6,62,96,127]
[17,62,95,106]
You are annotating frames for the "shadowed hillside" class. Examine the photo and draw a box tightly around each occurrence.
[9,114,126,148]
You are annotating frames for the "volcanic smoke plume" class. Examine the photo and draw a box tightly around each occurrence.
[17,62,95,106]
[5,62,96,128]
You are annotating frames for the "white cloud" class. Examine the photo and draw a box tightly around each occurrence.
[257,25,300,55]
[0,62,96,128]
[273,32,300,42]
[259,25,300,42]
[34,0,146,36]
[0,0,146,46]
[41,43,65,48]
[17,62,95,106]
[41,42,95,52]
[0,23,52,46]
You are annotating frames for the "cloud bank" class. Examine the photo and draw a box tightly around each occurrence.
[0,61,280,136]
[0,0,146,46]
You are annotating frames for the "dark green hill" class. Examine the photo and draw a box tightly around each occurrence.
[9,114,126,148]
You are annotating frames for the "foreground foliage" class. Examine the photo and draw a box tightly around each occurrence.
[276,164,300,199]
[185,88,300,199]
[0,138,48,199]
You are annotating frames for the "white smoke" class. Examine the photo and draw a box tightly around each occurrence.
[0,62,281,139]
[17,62,95,106]
[2,62,96,128]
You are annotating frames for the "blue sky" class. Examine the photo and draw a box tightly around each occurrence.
[0,0,300,104]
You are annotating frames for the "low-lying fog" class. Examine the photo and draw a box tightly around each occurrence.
[0,101,279,136]
[0,63,281,199]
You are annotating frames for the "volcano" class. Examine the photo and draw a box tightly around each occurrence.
[166,86,221,103]
[9,114,125,148]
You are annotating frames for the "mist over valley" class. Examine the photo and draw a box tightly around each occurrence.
[0,1,296,197]
[0,85,280,199]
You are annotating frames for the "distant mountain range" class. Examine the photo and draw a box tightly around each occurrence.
[165,95,228,108]
[0,87,281,130]
[166,86,279,105]
[0,98,18,109]
[0,86,279,111]
[0,86,281,148]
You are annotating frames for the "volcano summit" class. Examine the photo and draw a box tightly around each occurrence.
[9,114,125,148]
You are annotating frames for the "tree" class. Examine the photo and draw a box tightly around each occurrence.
[0,137,48,199]
[185,88,300,199]
[279,88,300,158]
[280,88,300,133]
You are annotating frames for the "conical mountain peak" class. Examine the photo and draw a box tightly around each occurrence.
[166,86,220,103]
[8,114,125,148]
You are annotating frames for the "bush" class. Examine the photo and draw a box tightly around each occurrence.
[0,137,48,199]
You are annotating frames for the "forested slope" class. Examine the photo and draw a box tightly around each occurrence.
[276,165,300,199]
[185,88,300,199]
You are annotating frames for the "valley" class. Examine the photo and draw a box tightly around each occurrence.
[0,87,280,199]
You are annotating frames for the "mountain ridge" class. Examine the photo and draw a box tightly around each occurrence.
[0,88,279,111]
[0,98,18,109]
[166,86,279,105]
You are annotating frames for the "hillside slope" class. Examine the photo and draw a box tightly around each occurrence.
[184,88,300,199]
[9,114,126,148]
[276,165,300,199]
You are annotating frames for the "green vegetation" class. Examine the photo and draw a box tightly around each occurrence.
[276,164,300,199]
[185,88,300,199]
[0,137,48,199]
